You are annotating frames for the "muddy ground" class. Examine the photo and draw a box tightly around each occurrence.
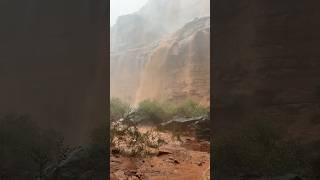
[110,127,210,180]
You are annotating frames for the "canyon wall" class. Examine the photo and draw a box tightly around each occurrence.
[135,17,210,106]
[213,0,320,140]
[110,0,210,106]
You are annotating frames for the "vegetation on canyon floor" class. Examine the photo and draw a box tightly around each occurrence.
[110,98,209,123]
[110,98,320,179]
[110,98,209,157]
[2,98,320,179]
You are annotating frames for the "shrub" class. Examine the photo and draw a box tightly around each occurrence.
[110,121,166,157]
[176,99,208,117]
[110,97,131,122]
[136,99,208,124]
[136,100,170,124]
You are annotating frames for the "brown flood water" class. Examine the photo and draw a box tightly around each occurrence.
[110,127,210,180]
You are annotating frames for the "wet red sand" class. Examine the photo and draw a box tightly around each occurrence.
[110,127,210,180]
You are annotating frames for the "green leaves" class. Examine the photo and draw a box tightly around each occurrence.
[110,98,131,122]
[136,99,209,124]
[176,99,208,117]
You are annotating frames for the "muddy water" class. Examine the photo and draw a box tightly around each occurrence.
[111,127,210,180]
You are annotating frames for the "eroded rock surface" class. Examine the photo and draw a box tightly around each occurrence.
[110,0,210,106]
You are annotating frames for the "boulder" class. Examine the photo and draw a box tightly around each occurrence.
[44,146,100,180]
[160,116,210,140]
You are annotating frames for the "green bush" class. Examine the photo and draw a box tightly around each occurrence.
[176,99,208,117]
[110,121,166,157]
[110,97,131,122]
[136,99,208,124]
[136,100,170,124]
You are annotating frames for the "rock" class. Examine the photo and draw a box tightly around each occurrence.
[126,170,142,180]
[111,4,210,106]
[124,170,137,177]
[43,146,99,180]
[114,170,127,180]
[161,116,211,140]
[157,150,172,157]
[161,116,209,129]
[168,157,180,164]
[110,173,120,180]
[198,161,205,166]
[112,148,121,154]
[161,116,202,125]
[128,176,140,180]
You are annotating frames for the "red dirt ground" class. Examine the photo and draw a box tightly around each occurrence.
[110,128,210,180]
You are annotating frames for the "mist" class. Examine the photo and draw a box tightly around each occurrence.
[110,0,148,26]
[110,0,210,105]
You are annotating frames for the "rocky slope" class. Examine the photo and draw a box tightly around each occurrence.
[110,0,210,106]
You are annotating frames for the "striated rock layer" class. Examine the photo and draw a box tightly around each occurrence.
[110,0,210,106]
[135,17,210,106]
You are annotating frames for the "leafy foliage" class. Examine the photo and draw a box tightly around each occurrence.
[110,97,131,122]
[135,99,208,124]
[136,100,170,124]
[110,98,208,157]
[110,120,166,157]
[176,99,208,117]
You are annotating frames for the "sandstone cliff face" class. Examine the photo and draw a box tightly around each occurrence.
[135,17,210,106]
[213,0,320,140]
[110,0,210,52]
[138,0,210,33]
[110,0,210,106]
[110,42,158,103]
[110,14,165,52]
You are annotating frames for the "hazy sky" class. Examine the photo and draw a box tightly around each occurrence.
[110,0,149,27]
